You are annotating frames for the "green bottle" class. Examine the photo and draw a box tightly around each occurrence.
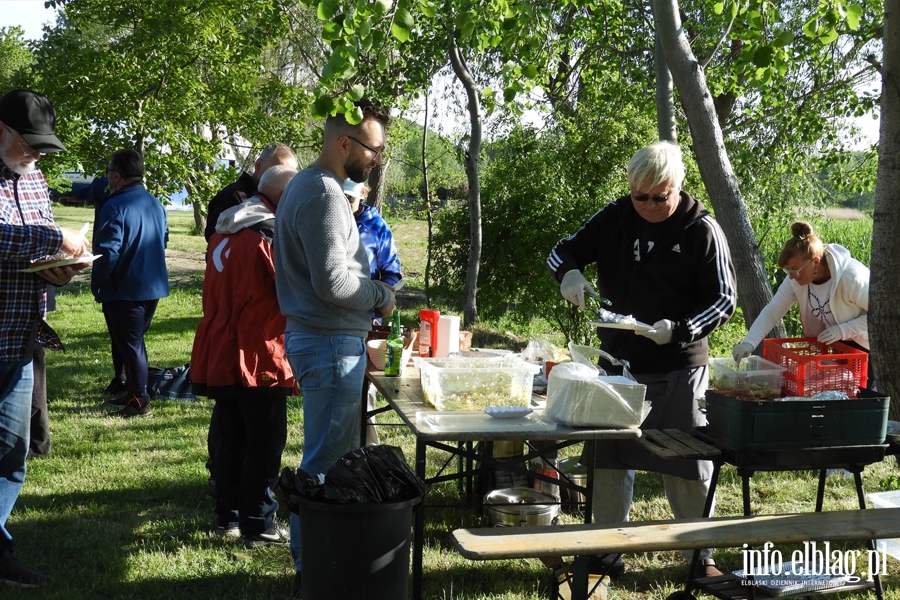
[384,306,403,376]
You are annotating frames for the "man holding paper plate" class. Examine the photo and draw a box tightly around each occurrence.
[0,88,90,588]
[547,141,737,579]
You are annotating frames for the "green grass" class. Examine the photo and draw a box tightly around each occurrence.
[6,206,899,600]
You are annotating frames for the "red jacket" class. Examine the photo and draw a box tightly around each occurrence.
[191,197,294,394]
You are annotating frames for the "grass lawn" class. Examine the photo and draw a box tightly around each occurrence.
[5,206,900,600]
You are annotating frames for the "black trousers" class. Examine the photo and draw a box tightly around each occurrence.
[102,299,159,406]
[213,387,288,535]
[102,305,127,387]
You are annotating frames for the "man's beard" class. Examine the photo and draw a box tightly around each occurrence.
[0,137,36,175]
[344,152,370,184]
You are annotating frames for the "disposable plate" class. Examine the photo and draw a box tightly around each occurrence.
[484,406,533,419]
[20,253,101,272]
[589,320,654,333]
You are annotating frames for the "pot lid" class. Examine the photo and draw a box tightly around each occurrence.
[484,487,558,506]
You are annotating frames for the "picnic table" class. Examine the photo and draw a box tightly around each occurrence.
[366,367,643,600]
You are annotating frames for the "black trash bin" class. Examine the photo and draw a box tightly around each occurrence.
[298,494,417,600]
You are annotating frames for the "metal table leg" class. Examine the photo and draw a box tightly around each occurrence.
[413,439,426,600]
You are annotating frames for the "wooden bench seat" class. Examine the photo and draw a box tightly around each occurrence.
[452,508,900,600]
[453,507,900,560]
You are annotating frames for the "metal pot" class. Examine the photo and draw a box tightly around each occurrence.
[559,457,588,509]
[483,487,560,527]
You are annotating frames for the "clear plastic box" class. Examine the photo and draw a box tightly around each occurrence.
[866,490,900,561]
[709,356,785,398]
[413,356,540,411]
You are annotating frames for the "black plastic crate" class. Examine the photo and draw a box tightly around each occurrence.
[704,389,889,450]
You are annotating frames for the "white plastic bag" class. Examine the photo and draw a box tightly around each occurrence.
[544,343,650,428]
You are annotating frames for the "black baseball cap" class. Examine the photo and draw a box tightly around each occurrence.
[0,88,66,153]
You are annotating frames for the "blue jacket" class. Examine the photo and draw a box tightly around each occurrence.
[91,182,169,303]
[355,204,401,285]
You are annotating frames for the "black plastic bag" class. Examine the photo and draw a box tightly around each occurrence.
[276,445,427,512]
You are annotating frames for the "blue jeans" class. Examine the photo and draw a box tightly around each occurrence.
[284,332,366,572]
[0,359,34,552]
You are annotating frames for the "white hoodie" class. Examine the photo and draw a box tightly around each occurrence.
[743,244,869,349]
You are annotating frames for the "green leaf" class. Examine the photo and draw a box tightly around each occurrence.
[358,17,372,39]
[373,0,391,16]
[846,4,862,31]
[773,30,794,47]
[713,1,724,15]
[460,21,475,40]
[729,1,738,19]
[348,83,365,100]
[752,45,774,67]
[503,86,516,102]
[419,0,436,18]
[313,95,335,117]
[523,64,538,78]
[802,17,819,38]
[345,105,364,124]
[391,22,411,42]
[395,7,415,29]
[317,0,337,21]
[820,27,839,44]
[456,12,473,32]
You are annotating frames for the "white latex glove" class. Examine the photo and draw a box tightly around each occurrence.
[559,270,597,311]
[817,325,843,345]
[732,342,754,365]
[636,319,674,345]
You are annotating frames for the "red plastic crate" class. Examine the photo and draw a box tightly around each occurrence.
[762,337,868,398]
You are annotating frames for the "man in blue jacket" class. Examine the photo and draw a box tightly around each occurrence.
[92,149,169,418]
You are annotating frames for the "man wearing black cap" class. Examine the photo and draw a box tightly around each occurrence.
[0,88,90,587]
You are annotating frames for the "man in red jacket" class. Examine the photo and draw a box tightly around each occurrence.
[191,164,298,547]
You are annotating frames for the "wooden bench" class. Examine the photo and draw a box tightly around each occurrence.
[452,507,900,600]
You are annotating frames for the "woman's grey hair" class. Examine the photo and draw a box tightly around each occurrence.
[258,164,298,197]
[627,141,686,190]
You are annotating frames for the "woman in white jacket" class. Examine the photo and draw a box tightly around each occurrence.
[733,221,870,382]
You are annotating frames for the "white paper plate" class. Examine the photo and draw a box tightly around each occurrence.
[589,320,654,333]
[21,253,100,273]
[484,406,533,419]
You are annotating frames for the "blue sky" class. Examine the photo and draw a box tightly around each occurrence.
[4,0,57,40]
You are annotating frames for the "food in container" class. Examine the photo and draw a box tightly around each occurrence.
[413,356,540,411]
[708,356,785,399]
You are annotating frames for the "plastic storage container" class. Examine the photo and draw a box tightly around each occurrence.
[709,356,786,398]
[762,337,868,397]
[705,388,889,450]
[413,356,541,411]
[866,490,900,561]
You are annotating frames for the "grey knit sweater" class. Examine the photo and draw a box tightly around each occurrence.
[274,166,391,339]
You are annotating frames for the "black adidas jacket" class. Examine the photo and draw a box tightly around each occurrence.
[547,191,737,373]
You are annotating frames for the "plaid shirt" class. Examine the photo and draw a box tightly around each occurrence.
[0,158,63,361]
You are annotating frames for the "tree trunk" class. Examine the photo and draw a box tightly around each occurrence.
[366,161,387,213]
[184,177,206,234]
[449,40,482,328]
[421,90,433,305]
[652,0,784,336]
[871,0,900,419]
[654,30,677,143]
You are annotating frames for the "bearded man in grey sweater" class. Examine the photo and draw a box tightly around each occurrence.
[274,100,396,598]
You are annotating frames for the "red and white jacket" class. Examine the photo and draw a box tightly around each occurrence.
[191,195,294,395]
